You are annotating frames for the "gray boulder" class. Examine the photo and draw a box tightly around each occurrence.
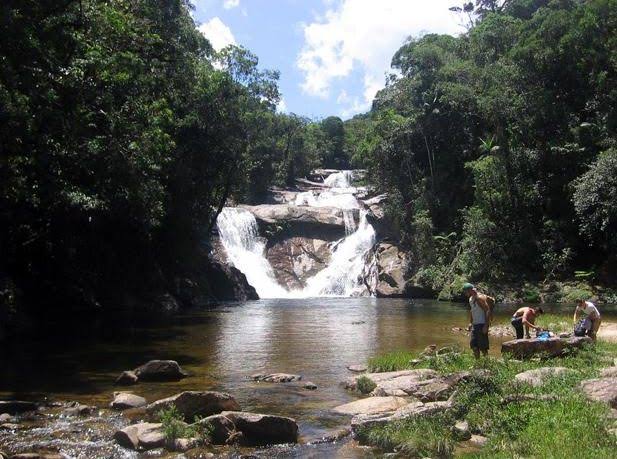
[580,377,617,408]
[333,396,409,416]
[115,371,138,385]
[134,360,188,381]
[219,411,298,445]
[145,391,240,421]
[514,367,572,387]
[195,414,236,444]
[114,422,165,450]
[111,392,147,410]
[344,369,438,391]
[251,373,302,383]
[241,204,357,231]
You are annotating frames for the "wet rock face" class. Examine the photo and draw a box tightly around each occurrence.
[501,336,592,359]
[241,204,358,232]
[368,242,409,297]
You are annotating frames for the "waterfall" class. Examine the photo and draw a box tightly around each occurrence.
[216,208,290,298]
[216,170,377,298]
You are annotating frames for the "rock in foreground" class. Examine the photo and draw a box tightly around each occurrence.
[219,411,298,445]
[501,336,592,359]
[514,367,572,387]
[580,377,617,408]
[114,422,165,450]
[111,392,147,410]
[333,396,409,416]
[145,391,240,421]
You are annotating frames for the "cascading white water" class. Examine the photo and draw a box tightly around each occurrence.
[216,208,290,298]
[216,170,376,298]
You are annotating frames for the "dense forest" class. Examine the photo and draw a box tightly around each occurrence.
[2,0,616,329]
[349,0,617,299]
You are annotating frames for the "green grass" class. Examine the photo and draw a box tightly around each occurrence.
[157,406,212,442]
[362,342,617,458]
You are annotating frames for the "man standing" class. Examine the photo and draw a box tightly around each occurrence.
[511,306,544,339]
[463,283,493,359]
[573,299,601,341]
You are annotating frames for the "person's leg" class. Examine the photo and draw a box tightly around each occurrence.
[470,327,480,359]
[590,318,602,341]
[512,318,524,339]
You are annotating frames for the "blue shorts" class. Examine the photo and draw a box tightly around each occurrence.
[470,324,489,351]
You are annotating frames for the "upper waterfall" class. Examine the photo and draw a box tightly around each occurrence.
[215,170,376,298]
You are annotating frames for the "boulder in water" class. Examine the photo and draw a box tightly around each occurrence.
[251,373,302,383]
[134,360,189,381]
[218,411,299,445]
[111,392,147,410]
[114,422,165,450]
[333,396,409,416]
[115,371,138,386]
[144,391,240,421]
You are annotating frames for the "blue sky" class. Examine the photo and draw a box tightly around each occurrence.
[192,1,462,119]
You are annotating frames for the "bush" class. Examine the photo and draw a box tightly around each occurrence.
[157,406,211,442]
[356,376,377,394]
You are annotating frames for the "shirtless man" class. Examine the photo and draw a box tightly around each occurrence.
[511,306,544,339]
[573,299,601,341]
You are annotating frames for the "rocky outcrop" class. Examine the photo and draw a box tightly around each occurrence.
[344,369,438,392]
[111,392,147,410]
[241,204,358,231]
[251,373,302,383]
[144,391,240,421]
[579,377,617,408]
[134,360,189,382]
[501,336,592,359]
[364,242,410,297]
[333,396,409,416]
[514,367,572,387]
[204,261,259,301]
[114,422,165,450]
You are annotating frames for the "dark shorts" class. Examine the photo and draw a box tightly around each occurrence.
[470,324,489,351]
[511,317,524,339]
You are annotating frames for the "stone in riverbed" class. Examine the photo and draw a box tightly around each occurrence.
[0,400,38,415]
[514,367,572,387]
[134,360,189,381]
[111,392,147,410]
[579,377,617,408]
[115,371,138,386]
[0,414,12,423]
[347,364,367,373]
[62,402,95,417]
[303,381,318,390]
[333,396,409,416]
[501,336,592,359]
[195,414,236,444]
[251,373,302,383]
[145,391,240,421]
[114,422,165,450]
[219,411,299,445]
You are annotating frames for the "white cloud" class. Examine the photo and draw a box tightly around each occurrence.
[223,0,240,9]
[198,17,237,51]
[277,98,288,113]
[297,0,462,115]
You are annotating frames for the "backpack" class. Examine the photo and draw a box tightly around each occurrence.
[574,317,591,337]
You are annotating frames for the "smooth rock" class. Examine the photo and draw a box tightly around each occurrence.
[111,392,147,410]
[114,422,165,450]
[0,401,38,415]
[453,420,471,440]
[251,373,302,383]
[303,382,317,390]
[347,364,367,373]
[145,391,241,421]
[579,377,617,408]
[469,434,488,447]
[241,204,357,230]
[63,402,94,417]
[600,367,617,378]
[169,437,198,452]
[219,411,298,445]
[333,396,409,416]
[351,400,452,434]
[344,369,438,391]
[134,360,188,381]
[514,367,572,387]
[195,414,236,444]
[115,371,138,386]
[0,414,12,423]
[501,336,592,359]
[360,369,463,402]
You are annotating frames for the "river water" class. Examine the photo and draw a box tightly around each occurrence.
[3,298,615,457]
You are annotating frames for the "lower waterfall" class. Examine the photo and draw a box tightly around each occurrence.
[216,170,377,298]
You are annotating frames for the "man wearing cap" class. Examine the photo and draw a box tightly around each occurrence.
[463,283,493,359]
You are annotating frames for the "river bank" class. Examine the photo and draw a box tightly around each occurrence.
[1,300,616,457]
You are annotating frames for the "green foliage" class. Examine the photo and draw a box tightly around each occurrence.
[157,406,207,441]
[356,376,377,395]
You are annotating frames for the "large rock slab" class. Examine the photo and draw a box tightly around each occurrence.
[145,391,240,421]
[333,396,409,416]
[514,367,573,387]
[580,377,617,408]
[111,392,147,410]
[114,422,165,450]
[351,400,452,435]
[134,360,188,382]
[344,369,438,391]
[241,204,357,231]
[501,336,592,359]
[219,411,298,445]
